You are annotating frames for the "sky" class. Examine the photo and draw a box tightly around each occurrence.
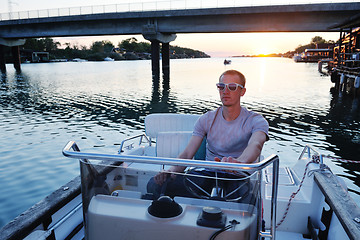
[0,0,346,57]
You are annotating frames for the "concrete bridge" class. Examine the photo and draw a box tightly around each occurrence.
[1,2,360,74]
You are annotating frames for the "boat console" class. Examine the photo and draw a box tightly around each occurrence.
[63,141,279,240]
[87,191,258,240]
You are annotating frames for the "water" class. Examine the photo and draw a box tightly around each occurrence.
[0,57,359,228]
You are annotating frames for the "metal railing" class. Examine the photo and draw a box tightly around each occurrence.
[118,134,151,154]
[298,144,324,164]
[0,0,357,21]
[63,140,279,239]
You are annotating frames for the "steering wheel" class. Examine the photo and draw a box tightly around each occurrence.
[183,168,251,202]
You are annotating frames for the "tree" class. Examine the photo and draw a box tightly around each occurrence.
[311,36,326,45]
[90,40,115,53]
[295,36,335,53]
[103,40,115,53]
[43,38,60,52]
[119,37,137,52]
[20,37,209,60]
[118,37,150,53]
[23,38,60,52]
[91,41,104,53]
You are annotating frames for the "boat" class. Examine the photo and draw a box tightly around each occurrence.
[104,57,115,61]
[72,58,87,62]
[293,49,333,63]
[224,59,231,65]
[292,53,303,62]
[0,113,359,240]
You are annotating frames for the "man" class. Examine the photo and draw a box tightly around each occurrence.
[147,70,269,199]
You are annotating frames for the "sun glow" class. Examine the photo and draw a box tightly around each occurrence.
[255,47,273,56]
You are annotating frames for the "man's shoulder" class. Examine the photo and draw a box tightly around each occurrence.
[196,107,221,128]
[241,107,260,117]
[200,107,220,120]
[240,107,267,122]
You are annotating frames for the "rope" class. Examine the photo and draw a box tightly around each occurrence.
[323,155,360,164]
[276,156,320,228]
[275,154,358,228]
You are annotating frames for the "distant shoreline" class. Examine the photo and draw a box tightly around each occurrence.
[231,53,292,58]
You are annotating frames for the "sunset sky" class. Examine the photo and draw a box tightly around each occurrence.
[0,0,345,57]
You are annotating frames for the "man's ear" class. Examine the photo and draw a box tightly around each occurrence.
[240,87,246,96]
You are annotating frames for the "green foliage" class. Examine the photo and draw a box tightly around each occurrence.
[91,41,104,53]
[52,43,89,59]
[108,52,125,60]
[170,45,210,58]
[103,41,115,53]
[21,37,210,60]
[23,38,60,53]
[86,52,107,61]
[295,36,335,53]
[118,38,151,53]
[90,40,115,53]
[311,36,326,45]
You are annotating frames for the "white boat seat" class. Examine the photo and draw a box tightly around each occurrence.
[156,131,206,160]
[145,113,200,139]
[156,131,193,158]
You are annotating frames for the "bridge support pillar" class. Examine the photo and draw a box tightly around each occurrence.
[0,38,25,73]
[162,42,170,76]
[143,24,176,77]
[11,46,21,73]
[151,40,160,77]
[0,45,6,74]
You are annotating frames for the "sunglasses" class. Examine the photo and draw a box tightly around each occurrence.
[216,82,244,91]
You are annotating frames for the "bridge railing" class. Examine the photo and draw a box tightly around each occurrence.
[0,0,357,21]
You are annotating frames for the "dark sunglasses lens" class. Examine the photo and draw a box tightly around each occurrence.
[228,84,237,91]
[217,83,225,90]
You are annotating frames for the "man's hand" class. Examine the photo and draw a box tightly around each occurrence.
[214,156,242,174]
[214,156,239,163]
[154,170,175,185]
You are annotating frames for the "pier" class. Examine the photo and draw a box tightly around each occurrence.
[0,2,360,74]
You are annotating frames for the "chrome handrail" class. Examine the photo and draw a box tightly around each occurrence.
[62,140,279,239]
[64,141,277,172]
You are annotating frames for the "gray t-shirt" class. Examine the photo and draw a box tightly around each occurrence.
[193,106,269,161]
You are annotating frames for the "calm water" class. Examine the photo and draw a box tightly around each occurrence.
[0,57,359,228]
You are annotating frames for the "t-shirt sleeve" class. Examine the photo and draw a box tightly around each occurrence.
[252,115,270,140]
[193,114,208,138]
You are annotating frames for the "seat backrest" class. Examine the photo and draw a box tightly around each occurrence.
[156,131,192,158]
[145,113,200,139]
[156,131,206,159]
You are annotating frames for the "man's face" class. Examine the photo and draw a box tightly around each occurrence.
[218,74,246,107]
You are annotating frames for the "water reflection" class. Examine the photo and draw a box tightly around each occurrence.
[0,71,33,108]
[325,88,360,195]
[149,72,173,114]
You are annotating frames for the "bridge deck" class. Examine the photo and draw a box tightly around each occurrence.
[0,3,360,39]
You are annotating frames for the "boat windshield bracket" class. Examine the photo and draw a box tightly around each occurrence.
[118,134,151,154]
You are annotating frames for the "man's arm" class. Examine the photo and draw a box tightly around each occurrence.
[216,131,267,164]
[170,135,204,171]
[154,135,204,184]
[237,131,267,163]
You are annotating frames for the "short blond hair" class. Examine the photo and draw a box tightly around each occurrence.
[219,70,246,87]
